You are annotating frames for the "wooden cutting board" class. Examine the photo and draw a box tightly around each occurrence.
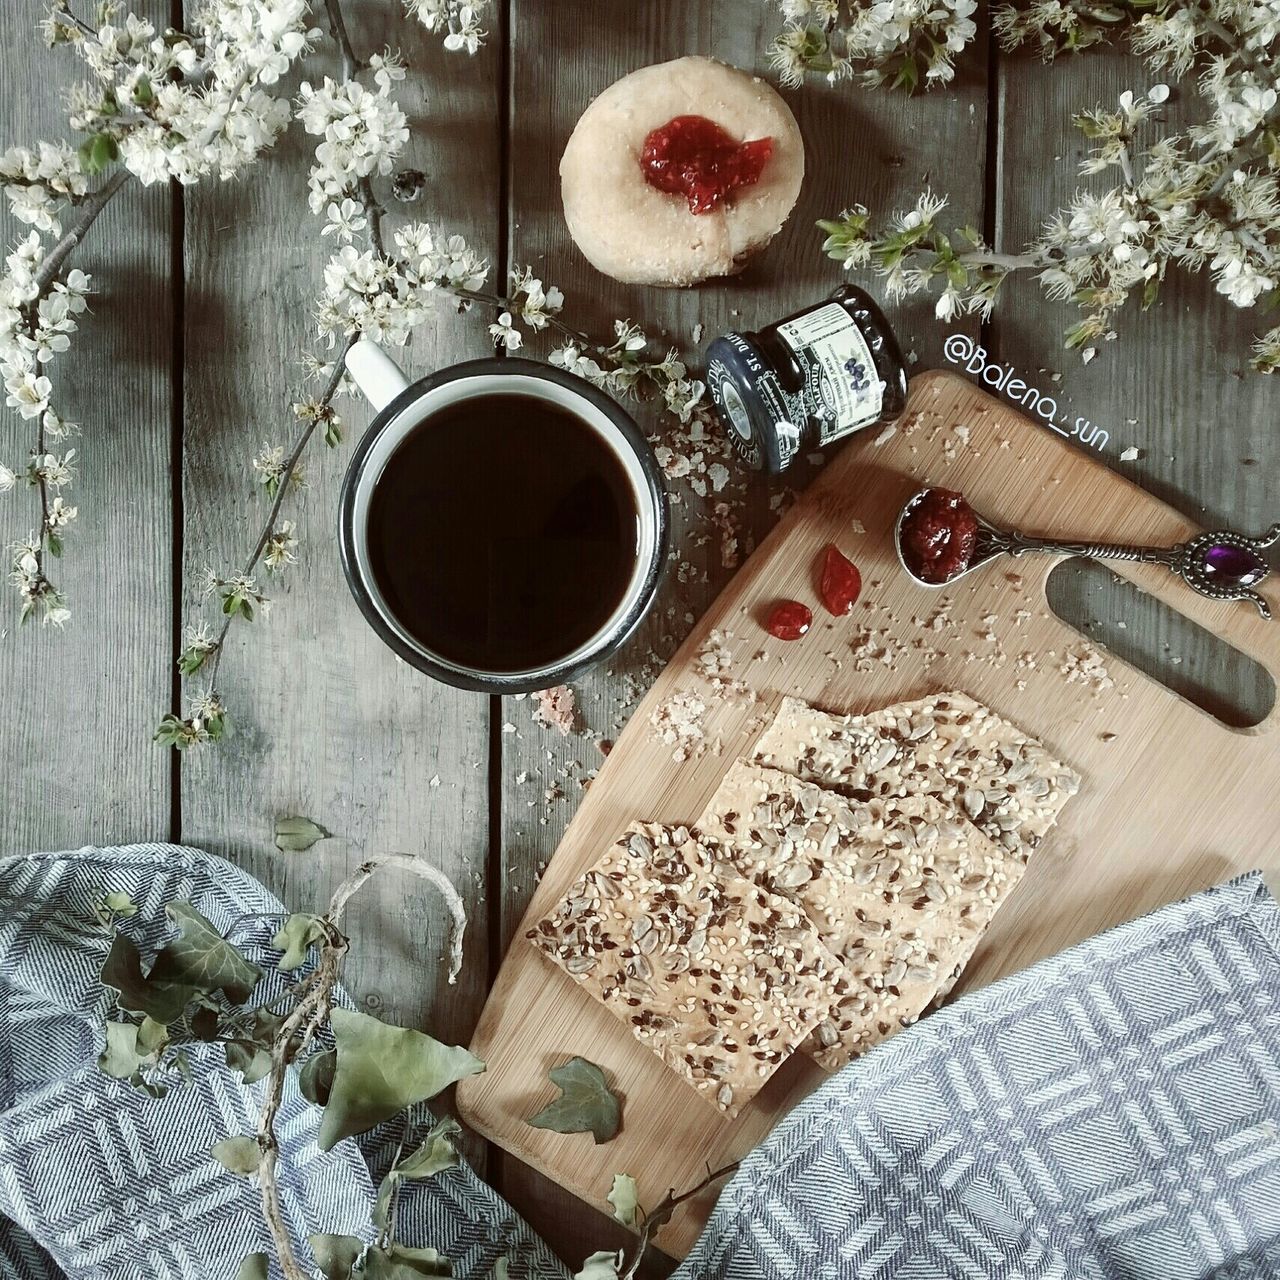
[457,370,1280,1258]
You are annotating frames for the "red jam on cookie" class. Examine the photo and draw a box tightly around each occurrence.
[640,115,773,215]
[900,488,980,584]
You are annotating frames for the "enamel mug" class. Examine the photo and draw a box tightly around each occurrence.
[338,340,668,693]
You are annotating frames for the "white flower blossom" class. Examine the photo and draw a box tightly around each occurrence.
[489,311,523,350]
[322,197,369,240]
[45,496,77,531]
[406,0,491,53]
[264,519,299,570]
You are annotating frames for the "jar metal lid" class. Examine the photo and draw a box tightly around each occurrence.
[705,330,803,474]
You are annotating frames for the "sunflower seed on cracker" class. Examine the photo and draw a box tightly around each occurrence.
[527,821,850,1116]
[694,760,1027,1072]
[752,691,1079,859]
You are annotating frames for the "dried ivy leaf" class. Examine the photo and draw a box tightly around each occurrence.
[374,1117,463,1230]
[102,932,197,1024]
[94,890,138,924]
[396,1116,463,1179]
[317,1008,485,1152]
[191,1004,221,1041]
[148,902,264,1004]
[300,1046,337,1106]
[364,1244,452,1279]
[136,1016,169,1056]
[272,913,326,971]
[226,1007,284,1084]
[225,1039,273,1085]
[574,1251,622,1280]
[98,1021,144,1080]
[236,1255,269,1280]
[248,1007,285,1048]
[528,1057,621,1145]
[607,1173,639,1228]
[212,1136,261,1176]
[275,815,331,853]
[492,1258,509,1280]
[309,1233,363,1280]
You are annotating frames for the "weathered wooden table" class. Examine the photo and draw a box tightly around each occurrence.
[2,1,1276,1271]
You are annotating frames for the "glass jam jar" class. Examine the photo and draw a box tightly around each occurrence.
[704,284,908,473]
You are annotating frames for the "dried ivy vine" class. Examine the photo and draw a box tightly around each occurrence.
[97,866,734,1280]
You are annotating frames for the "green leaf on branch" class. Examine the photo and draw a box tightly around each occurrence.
[374,1116,463,1231]
[310,1234,364,1280]
[272,912,327,970]
[177,644,214,676]
[274,815,330,853]
[211,1136,261,1176]
[528,1056,620,1145]
[364,1245,452,1279]
[317,1008,485,1152]
[300,1046,337,1106]
[77,131,118,175]
[889,53,920,93]
[573,1251,622,1280]
[607,1173,639,1228]
[236,1255,268,1280]
[148,902,264,1004]
[133,74,155,106]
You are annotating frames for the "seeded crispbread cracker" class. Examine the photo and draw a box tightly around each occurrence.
[752,691,1080,861]
[695,760,1026,1072]
[527,822,850,1116]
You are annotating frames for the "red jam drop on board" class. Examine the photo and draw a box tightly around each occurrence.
[766,599,812,641]
[640,116,774,215]
[900,488,980,584]
[820,545,862,616]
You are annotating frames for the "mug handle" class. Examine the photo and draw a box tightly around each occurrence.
[345,339,411,412]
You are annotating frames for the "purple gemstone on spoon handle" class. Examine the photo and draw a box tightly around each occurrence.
[1201,543,1268,586]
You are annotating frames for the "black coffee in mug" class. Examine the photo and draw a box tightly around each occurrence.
[366,393,640,673]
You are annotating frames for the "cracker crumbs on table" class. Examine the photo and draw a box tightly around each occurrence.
[533,685,577,736]
[712,500,740,569]
[1060,641,1115,694]
[850,626,907,672]
[650,687,712,762]
[694,629,759,702]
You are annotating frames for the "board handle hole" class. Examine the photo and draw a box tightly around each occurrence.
[1046,558,1275,730]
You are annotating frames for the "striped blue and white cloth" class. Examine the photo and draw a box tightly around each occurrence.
[0,844,569,1280]
[673,872,1280,1280]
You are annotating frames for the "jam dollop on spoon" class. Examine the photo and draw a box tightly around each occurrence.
[895,486,1280,618]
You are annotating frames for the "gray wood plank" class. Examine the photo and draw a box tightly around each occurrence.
[498,5,988,1269]
[178,0,501,1128]
[993,46,1279,726]
[0,1,172,854]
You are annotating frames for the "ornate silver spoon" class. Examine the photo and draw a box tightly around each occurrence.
[894,487,1280,618]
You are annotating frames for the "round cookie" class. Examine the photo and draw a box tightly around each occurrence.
[560,57,805,288]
